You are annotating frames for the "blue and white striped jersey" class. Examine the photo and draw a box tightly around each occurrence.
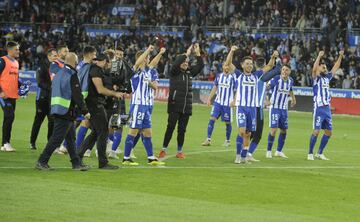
[214,72,236,106]
[313,72,332,108]
[130,68,153,106]
[269,76,293,110]
[234,70,263,107]
[148,68,159,106]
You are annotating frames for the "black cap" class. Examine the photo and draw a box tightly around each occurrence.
[93,53,109,62]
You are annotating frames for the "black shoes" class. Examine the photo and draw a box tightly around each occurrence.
[99,163,120,170]
[35,162,53,171]
[72,164,90,171]
[30,143,37,150]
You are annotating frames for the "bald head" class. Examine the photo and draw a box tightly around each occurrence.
[65,52,78,69]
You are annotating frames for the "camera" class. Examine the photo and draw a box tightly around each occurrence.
[110,59,133,93]
[108,98,129,129]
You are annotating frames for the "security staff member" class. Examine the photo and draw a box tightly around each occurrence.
[29,48,58,150]
[158,43,204,159]
[78,54,124,170]
[0,41,20,152]
[36,53,90,171]
[49,45,68,78]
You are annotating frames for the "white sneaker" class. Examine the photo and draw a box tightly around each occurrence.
[234,154,241,164]
[307,154,314,160]
[108,150,119,159]
[201,138,211,146]
[274,151,288,158]
[54,147,65,155]
[59,145,68,154]
[246,153,260,162]
[115,148,123,154]
[83,149,91,157]
[106,140,113,154]
[130,149,137,159]
[266,151,272,158]
[0,143,15,152]
[315,153,329,160]
[222,140,231,147]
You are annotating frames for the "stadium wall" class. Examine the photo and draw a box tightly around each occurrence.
[20,71,360,116]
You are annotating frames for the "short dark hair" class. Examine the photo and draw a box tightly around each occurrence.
[6,41,19,49]
[83,45,96,55]
[116,46,124,51]
[241,56,253,63]
[282,64,291,70]
[103,49,115,60]
[47,48,56,56]
[255,57,266,68]
[56,44,67,52]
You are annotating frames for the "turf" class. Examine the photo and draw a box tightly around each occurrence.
[0,94,360,222]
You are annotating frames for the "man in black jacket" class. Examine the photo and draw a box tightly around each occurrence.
[158,43,204,159]
[29,48,58,150]
[78,53,124,170]
[36,53,90,171]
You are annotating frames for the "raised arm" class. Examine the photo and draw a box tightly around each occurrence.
[133,45,154,71]
[312,50,324,78]
[260,61,282,82]
[224,46,238,73]
[331,50,344,75]
[149,47,166,69]
[262,50,279,73]
[189,43,204,77]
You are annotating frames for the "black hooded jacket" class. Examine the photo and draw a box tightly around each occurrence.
[167,55,204,115]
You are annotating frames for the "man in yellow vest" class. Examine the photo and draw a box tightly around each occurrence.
[0,41,20,152]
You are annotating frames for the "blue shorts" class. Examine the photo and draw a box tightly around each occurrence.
[313,105,332,130]
[129,104,152,129]
[149,105,154,115]
[269,108,288,129]
[211,102,233,122]
[236,106,256,132]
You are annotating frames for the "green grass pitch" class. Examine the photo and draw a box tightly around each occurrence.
[1,94,360,222]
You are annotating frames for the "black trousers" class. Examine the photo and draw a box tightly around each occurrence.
[1,98,16,146]
[38,118,80,166]
[162,112,190,148]
[78,104,108,167]
[30,97,54,145]
[250,107,264,144]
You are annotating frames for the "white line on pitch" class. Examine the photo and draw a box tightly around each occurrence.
[0,166,360,170]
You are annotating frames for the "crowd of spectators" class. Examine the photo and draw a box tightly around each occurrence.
[2,0,360,30]
[1,0,360,89]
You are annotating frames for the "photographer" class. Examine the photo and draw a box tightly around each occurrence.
[105,48,131,159]
[78,54,124,170]
[158,43,204,159]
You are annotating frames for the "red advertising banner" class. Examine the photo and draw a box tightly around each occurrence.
[331,98,360,115]
[154,86,170,102]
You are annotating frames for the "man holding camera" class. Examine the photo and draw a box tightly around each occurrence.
[158,43,204,159]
